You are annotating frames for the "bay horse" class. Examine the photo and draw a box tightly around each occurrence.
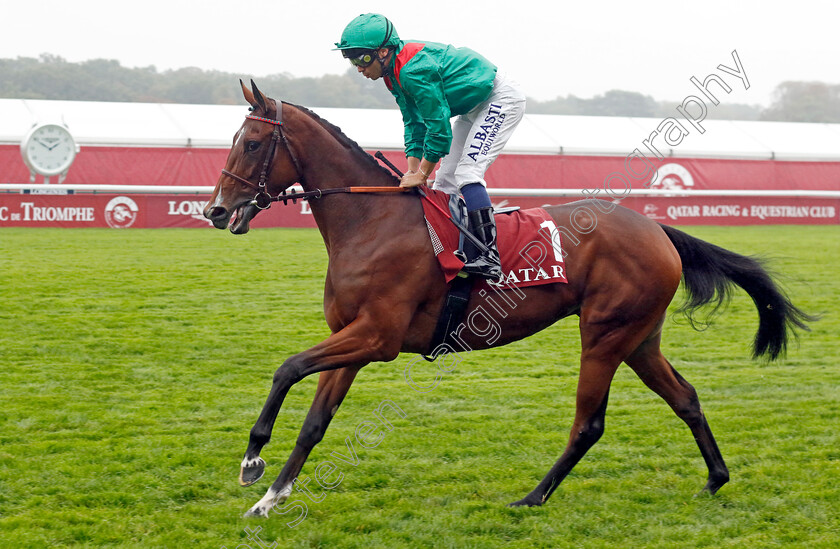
[203,81,812,518]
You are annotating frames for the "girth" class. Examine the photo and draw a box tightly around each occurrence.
[422,275,474,362]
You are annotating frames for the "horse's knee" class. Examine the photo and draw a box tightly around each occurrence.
[296,416,328,448]
[273,359,303,386]
[296,431,324,449]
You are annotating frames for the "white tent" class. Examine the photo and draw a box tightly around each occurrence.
[2,98,840,161]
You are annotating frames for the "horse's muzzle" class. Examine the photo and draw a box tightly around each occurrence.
[204,205,231,230]
[203,203,259,234]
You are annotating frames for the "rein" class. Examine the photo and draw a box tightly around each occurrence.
[220,101,408,209]
[244,184,409,207]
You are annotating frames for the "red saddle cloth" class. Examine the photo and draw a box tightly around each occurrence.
[420,188,568,289]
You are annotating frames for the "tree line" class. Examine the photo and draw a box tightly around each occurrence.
[2,54,838,123]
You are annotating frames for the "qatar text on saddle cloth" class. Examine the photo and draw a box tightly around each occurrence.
[420,188,567,289]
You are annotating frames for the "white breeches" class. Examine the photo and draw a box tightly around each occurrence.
[432,73,526,195]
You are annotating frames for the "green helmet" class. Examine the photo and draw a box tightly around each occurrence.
[334,13,400,52]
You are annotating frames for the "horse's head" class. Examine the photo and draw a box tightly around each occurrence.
[204,80,301,234]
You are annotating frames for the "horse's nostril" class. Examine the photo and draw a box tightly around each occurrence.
[206,206,228,220]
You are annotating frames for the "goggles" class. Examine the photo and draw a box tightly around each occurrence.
[347,51,376,68]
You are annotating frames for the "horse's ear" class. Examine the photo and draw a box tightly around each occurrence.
[241,79,257,108]
[250,79,268,113]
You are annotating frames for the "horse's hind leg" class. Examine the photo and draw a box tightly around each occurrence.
[509,348,620,507]
[624,331,730,495]
[510,296,684,508]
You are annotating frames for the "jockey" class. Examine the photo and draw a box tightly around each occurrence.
[335,13,526,281]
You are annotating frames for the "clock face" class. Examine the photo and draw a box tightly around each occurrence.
[22,123,77,176]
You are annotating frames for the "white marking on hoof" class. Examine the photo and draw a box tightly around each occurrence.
[245,488,277,518]
[241,456,265,469]
[243,483,293,518]
[276,483,293,501]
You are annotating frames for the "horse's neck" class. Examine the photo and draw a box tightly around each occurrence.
[287,108,407,247]
[303,150,403,247]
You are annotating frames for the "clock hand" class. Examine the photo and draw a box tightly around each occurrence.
[35,138,50,149]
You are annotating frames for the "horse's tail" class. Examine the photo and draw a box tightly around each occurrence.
[658,224,815,361]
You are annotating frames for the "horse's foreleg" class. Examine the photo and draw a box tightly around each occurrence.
[239,364,357,484]
[241,325,387,482]
[238,316,404,516]
[239,356,300,487]
[624,334,729,495]
[243,366,360,517]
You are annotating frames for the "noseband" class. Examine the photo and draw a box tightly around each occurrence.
[220,100,304,210]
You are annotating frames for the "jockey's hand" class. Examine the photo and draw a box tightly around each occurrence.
[399,171,428,188]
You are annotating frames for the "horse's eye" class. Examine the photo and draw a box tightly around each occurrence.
[246,141,260,152]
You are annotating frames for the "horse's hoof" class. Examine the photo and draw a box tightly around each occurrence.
[695,484,722,497]
[507,495,542,507]
[239,457,266,487]
[243,506,270,518]
[243,486,291,518]
[696,473,729,496]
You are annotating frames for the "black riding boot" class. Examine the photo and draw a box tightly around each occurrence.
[461,207,503,281]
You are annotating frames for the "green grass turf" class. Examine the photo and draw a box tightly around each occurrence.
[0,225,837,548]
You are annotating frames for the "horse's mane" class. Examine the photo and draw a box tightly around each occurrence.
[284,101,400,184]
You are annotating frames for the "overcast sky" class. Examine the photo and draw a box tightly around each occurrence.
[2,0,836,106]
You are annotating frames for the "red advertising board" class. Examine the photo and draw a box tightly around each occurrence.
[1,191,836,229]
[1,144,837,227]
[3,145,840,192]
[0,193,316,229]
[493,195,839,226]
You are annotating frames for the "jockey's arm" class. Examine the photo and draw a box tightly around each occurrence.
[406,156,420,174]
[401,156,435,188]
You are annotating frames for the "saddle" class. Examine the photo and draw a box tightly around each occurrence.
[421,189,567,359]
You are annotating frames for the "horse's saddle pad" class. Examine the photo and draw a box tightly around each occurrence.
[421,188,568,289]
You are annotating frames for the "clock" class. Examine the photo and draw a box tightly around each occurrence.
[20,123,78,179]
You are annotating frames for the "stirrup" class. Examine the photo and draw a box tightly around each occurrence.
[461,256,502,281]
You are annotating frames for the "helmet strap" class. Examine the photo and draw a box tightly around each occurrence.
[378,48,394,76]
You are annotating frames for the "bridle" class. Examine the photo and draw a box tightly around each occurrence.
[220,99,305,210]
[219,99,408,209]
[217,99,486,255]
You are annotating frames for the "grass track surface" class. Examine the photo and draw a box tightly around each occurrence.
[1,226,838,548]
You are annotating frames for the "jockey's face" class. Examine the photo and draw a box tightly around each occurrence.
[357,48,390,80]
